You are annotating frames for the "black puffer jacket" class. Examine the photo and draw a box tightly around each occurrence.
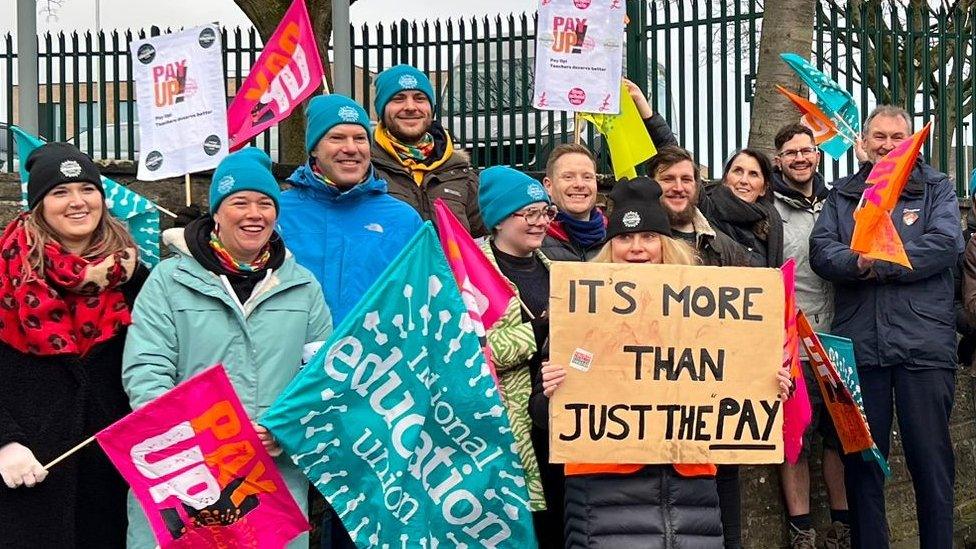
[564,466,724,549]
[529,360,723,549]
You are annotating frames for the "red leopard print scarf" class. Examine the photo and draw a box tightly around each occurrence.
[0,214,137,356]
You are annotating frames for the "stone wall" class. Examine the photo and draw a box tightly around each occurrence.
[2,168,975,548]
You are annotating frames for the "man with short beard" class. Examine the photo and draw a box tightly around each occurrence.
[370,64,487,237]
[649,145,748,267]
[771,123,847,549]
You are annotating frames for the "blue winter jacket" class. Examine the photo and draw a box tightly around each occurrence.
[277,163,423,325]
[810,161,964,369]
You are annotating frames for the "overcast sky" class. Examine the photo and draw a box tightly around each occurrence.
[3,0,538,35]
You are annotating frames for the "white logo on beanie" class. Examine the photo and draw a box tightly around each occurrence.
[398,74,419,89]
[527,184,546,201]
[217,175,235,194]
[59,160,83,178]
[337,106,360,122]
[622,211,641,228]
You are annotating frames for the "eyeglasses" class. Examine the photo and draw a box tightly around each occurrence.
[777,147,819,159]
[511,205,558,224]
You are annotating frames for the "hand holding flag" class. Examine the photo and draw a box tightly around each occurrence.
[850,122,932,269]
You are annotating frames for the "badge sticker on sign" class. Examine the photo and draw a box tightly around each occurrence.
[570,348,594,372]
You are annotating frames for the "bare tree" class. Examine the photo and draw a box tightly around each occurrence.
[746,0,817,156]
[821,0,975,170]
[233,0,357,164]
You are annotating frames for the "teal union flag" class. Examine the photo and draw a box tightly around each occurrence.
[262,222,538,549]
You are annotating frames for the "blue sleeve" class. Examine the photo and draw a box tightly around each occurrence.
[809,190,863,282]
[873,181,964,283]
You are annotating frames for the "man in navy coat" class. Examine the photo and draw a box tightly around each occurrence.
[810,105,964,549]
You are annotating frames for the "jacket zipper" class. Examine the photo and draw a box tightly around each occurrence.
[662,467,675,549]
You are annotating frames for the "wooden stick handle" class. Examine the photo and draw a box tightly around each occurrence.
[517,295,536,320]
[155,205,178,219]
[573,112,583,145]
[43,435,96,470]
[184,173,192,207]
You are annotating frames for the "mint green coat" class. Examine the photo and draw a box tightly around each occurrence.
[121,228,332,548]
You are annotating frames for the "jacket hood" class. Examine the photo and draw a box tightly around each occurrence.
[286,162,388,201]
[771,170,828,209]
[162,226,292,261]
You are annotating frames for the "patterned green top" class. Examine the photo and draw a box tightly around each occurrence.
[481,238,551,512]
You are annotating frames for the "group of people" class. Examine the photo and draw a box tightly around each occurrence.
[0,60,966,549]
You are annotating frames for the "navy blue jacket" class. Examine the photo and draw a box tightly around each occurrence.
[810,161,964,369]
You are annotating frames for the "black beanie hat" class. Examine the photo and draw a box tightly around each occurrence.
[25,142,104,210]
[605,176,673,241]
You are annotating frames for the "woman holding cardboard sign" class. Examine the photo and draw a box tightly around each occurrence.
[0,143,148,548]
[534,177,792,549]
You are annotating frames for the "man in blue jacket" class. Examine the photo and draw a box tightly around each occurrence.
[276,94,422,549]
[810,105,964,549]
[278,94,423,327]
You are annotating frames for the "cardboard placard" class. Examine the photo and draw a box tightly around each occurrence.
[549,262,786,464]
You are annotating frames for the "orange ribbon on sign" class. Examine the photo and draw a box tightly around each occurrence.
[850,122,932,269]
[775,85,839,144]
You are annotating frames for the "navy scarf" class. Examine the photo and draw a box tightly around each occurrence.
[557,210,606,248]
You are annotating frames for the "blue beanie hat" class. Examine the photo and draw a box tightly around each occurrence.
[478,166,551,230]
[210,147,281,213]
[305,94,371,154]
[373,64,436,119]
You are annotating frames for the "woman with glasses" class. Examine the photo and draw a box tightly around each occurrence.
[477,166,563,547]
[701,148,784,269]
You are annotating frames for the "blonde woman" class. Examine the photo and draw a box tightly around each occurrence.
[532,177,791,549]
[0,143,146,548]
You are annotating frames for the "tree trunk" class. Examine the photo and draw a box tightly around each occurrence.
[747,0,818,157]
[233,0,344,165]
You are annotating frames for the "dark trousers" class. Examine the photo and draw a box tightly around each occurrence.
[716,464,741,549]
[321,501,357,549]
[843,365,955,549]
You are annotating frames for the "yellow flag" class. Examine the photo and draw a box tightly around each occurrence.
[580,82,657,180]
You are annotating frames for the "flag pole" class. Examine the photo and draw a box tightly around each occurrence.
[155,205,178,219]
[43,435,96,470]
[184,173,192,207]
[573,112,582,145]
[831,113,859,143]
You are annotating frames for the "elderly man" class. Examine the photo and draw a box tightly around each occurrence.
[810,105,963,549]
[370,64,486,236]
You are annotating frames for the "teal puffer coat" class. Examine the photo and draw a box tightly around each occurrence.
[121,228,333,548]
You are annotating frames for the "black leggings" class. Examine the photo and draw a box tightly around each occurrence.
[716,464,742,549]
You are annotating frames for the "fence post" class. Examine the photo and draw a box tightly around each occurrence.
[625,0,648,95]
[16,0,39,134]
[332,0,352,95]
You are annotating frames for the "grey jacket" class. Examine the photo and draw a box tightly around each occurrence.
[773,172,834,333]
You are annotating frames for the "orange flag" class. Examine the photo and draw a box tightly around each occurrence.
[775,85,839,144]
[850,122,932,269]
[796,312,874,454]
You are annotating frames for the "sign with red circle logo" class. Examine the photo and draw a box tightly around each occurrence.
[567,88,587,105]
